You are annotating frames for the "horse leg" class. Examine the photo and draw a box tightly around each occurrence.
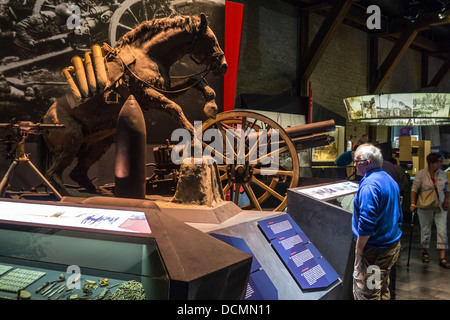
[169,77,218,119]
[45,143,81,196]
[42,97,84,195]
[143,87,194,133]
[69,136,114,193]
[193,78,218,119]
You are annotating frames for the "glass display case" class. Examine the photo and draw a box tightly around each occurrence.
[0,201,169,300]
[0,197,252,300]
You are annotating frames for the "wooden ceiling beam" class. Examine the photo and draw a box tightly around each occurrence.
[369,9,450,93]
[298,0,353,82]
[370,26,419,93]
[429,55,450,89]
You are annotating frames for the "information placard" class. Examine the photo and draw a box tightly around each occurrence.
[246,269,278,300]
[257,214,309,242]
[257,214,340,290]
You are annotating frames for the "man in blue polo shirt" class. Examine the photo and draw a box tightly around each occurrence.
[352,144,402,300]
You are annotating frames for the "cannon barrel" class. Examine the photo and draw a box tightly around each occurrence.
[284,119,335,139]
[246,119,335,150]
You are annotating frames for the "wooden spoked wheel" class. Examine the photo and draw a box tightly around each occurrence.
[201,110,299,211]
[108,0,176,46]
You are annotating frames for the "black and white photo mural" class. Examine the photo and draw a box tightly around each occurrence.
[0,0,225,142]
[344,93,450,126]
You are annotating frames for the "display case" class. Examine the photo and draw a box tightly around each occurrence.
[0,197,252,300]
[0,224,168,300]
[286,180,359,299]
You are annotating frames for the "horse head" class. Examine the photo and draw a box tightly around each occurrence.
[189,14,227,77]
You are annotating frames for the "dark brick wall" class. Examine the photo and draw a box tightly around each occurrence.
[231,0,450,143]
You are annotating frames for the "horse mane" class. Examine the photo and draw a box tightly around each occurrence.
[116,15,201,48]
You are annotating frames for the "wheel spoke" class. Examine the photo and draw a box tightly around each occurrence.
[256,145,289,164]
[216,122,237,162]
[243,182,262,210]
[251,176,285,201]
[223,181,232,194]
[233,183,241,205]
[202,141,227,164]
[253,168,294,176]
[118,22,134,31]
[126,7,141,24]
[217,165,228,172]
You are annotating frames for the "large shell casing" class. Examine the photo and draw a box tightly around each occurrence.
[114,95,146,199]
[83,52,97,94]
[91,44,110,92]
[61,66,82,105]
[71,56,90,98]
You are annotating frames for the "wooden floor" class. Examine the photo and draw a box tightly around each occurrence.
[394,216,450,300]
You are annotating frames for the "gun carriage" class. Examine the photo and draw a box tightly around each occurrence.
[146,111,336,212]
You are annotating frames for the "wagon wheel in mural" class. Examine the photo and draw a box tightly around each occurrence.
[108,0,176,46]
[201,110,300,212]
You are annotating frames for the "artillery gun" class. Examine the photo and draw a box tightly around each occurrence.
[145,110,336,212]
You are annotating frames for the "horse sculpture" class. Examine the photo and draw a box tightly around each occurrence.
[42,14,227,195]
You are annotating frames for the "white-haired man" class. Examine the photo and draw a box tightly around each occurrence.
[352,144,403,300]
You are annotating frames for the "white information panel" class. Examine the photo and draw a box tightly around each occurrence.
[296,181,358,201]
[0,200,151,234]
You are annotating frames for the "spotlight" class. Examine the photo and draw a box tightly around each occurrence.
[438,0,449,19]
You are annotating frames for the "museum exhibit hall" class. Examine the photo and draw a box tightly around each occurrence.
[0,0,449,303]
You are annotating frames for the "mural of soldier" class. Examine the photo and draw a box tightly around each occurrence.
[12,3,70,59]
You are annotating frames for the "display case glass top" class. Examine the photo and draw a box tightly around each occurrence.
[0,199,151,234]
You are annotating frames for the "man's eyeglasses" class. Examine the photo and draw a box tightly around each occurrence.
[354,159,368,164]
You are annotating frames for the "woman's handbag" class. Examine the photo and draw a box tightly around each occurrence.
[417,189,439,210]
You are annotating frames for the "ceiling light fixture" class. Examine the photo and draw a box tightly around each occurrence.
[438,0,449,19]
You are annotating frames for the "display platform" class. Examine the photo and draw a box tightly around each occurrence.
[0,197,252,300]
[287,180,358,299]
[188,210,342,300]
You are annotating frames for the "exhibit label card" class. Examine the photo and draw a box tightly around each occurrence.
[258,214,340,290]
[257,214,310,242]
[246,269,278,300]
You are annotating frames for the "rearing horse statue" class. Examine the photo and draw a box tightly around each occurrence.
[42,14,227,195]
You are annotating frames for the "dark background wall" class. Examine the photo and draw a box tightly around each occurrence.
[230,0,450,148]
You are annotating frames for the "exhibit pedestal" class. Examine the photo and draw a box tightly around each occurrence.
[187,210,342,300]
[286,182,356,300]
[61,194,348,300]
[153,198,242,224]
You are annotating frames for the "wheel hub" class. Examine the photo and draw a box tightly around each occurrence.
[227,163,253,183]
